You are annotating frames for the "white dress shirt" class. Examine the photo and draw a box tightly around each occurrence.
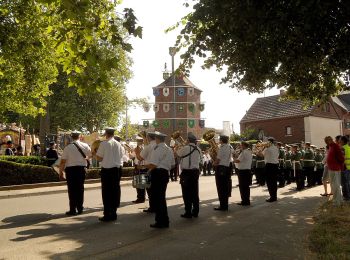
[96,138,123,168]
[61,140,91,167]
[176,144,202,170]
[263,145,279,164]
[149,142,175,171]
[236,149,253,170]
[217,143,233,167]
[140,140,156,164]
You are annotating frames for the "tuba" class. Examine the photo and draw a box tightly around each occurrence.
[203,130,218,161]
[171,130,186,148]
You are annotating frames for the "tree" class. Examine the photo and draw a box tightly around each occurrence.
[0,0,142,115]
[174,1,350,104]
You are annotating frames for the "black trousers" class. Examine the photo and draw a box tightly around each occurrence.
[265,163,278,200]
[284,168,292,184]
[295,169,304,190]
[304,167,315,186]
[151,168,169,225]
[170,163,178,181]
[255,167,265,185]
[278,166,285,187]
[101,167,122,218]
[237,169,252,204]
[315,169,323,185]
[65,166,86,212]
[215,165,232,209]
[180,169,200,216]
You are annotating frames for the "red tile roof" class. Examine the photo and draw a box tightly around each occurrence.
[240,94,314,122]
[154,74,202,91]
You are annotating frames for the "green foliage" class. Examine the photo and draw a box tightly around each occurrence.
[117,119,141,140]
[48,70,127,133]
[240,127,259,141]
[175,0,350,104]
[230,133,241,142]
[309,202,350,258]
[0,156,50,166]
[0,160,59,186]
[0,159,135,186]
[0,0,142,116]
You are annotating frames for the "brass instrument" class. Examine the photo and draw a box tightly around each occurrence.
[202,130,218,161]
[171,130,187,148]
[91,140,102,154]
[123,143,133,153]
[252,141,271,154]
[137,130,149,145]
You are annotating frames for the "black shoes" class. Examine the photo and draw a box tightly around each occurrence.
[214,207,228,211]
[98,216,117,222]
[266,198,277,203]
[181,214,192,219]
[143,208,154,213]
[65,211,77,216]
[132,199,145,204]
[150,223,169,228]
[237,202,250,206]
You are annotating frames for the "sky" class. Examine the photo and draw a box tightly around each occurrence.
[119,0,280,133]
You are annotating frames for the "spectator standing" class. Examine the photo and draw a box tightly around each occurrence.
[324,136,344,206]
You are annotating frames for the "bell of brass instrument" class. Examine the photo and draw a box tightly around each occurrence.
[253,141,271,154]
[203,130,218,161]
[138,130,149,145]
[123,143,133,153]
[171,130,186,148]
[91,140,102,154]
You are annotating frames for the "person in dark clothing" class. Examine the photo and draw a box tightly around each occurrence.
[46,141,59,166]
[5,141,14,156]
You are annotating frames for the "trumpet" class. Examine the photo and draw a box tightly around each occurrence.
[137,130,149,145]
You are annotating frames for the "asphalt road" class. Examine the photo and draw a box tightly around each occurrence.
[0,175,324,260]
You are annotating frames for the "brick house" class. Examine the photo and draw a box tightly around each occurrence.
[240,92,350,147]
[151,74,204,142]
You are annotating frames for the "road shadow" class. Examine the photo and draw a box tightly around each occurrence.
[4,187,326,260]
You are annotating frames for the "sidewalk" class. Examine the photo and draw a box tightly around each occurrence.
[0,178,133,199]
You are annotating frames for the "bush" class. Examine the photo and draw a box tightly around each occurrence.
[0,156,50,166]
[0,160,59,186]
[0,159,135,186]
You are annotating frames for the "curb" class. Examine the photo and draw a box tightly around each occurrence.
[0,177,133,199]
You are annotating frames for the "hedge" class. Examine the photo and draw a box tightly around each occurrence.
[0,156,50,166]
[0,160,135,186]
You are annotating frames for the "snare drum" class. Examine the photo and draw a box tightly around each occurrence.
[132,173,151,189]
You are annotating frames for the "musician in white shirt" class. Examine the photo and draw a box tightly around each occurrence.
[132,137,146,204]
[59,131,91,216]
[176,132,202,218]
[146,131,175,228]
[214,135,233,211]
[96,127,123,222]
[139,132,157,213]
[263,137,280,202]
[234,142,253,206]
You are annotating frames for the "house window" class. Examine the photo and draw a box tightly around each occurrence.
[286,126,292,136]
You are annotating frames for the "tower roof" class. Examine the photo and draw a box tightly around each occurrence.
[154,74,202,92]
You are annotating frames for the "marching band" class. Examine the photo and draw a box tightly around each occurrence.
[59,128,331,228]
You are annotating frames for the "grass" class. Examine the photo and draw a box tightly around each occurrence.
[308,201,350,259]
